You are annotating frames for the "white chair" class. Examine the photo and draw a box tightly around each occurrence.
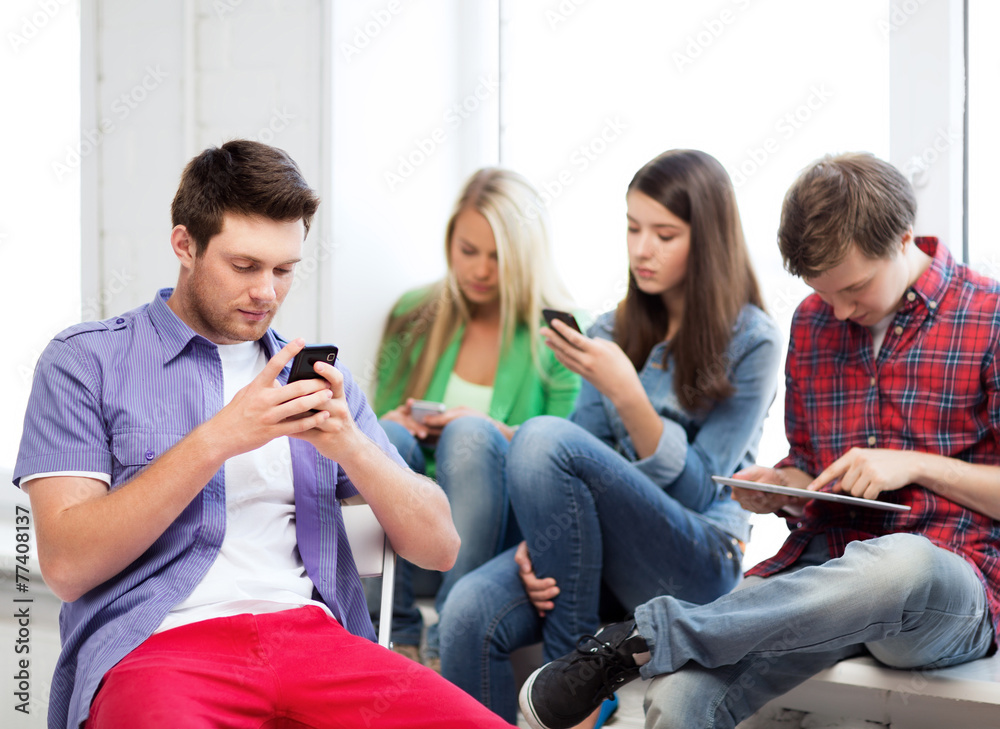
[340,503,396,648]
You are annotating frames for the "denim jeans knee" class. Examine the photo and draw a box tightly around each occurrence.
[506,416,580,501]
[857,534,994,669]
[435,415,506,479]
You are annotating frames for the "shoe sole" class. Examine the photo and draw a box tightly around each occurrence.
[518,665,551,729]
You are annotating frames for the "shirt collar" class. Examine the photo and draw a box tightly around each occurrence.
[147,288,284,363]
[907,237,952,313]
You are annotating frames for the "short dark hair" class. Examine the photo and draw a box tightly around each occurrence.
[778,152,916,278]
[170,139,320,254]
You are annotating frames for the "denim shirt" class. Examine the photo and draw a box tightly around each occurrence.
[569,305,781,541]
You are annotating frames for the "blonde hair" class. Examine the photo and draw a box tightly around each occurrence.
[382,168,574,401]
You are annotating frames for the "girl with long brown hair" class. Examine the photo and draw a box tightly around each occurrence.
[440,150,782,727]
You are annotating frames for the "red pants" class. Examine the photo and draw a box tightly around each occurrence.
[85,606,514,728]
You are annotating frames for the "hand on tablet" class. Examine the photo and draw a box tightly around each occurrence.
[728,466,809,515]
[722,464,911,513]
[808,447,916,501]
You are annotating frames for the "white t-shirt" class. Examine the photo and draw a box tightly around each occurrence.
[156,341,329,632]
[869,312,895,358]
[23,341,331,630]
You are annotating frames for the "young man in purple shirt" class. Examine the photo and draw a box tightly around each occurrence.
[15,140,515,729]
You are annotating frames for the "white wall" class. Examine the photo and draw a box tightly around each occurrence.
[81,0,327,341]
[328,0,500,388]
[79,0,506,392]
[2,0,977,509]
[888,0,965,253]
[72,0,972,402]
[968,0,1000,277]
[1,0,81,471]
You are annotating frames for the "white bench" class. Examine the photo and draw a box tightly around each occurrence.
[515,651,1000,728]
[759,653,1000,728]
[508,606,1000,727]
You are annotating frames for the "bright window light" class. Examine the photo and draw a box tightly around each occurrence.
[0,1,81,470]
[968,0,1000,277]
[499,0,890,564]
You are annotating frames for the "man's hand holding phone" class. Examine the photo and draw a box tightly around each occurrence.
[286,344,339,416]
[287,344,339,384]
[203,340,333,460]
[284,343,369,460]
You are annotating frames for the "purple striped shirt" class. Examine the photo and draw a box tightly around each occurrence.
[14,289,403,729]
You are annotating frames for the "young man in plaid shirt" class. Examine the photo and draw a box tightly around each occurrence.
[518,153,1000,729]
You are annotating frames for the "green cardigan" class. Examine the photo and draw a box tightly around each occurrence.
[373,287,582,475]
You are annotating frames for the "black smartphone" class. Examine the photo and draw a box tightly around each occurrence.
[288,344,339,383]
[542,308,582,340]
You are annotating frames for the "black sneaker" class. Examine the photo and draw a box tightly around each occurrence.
[519,620,646,729]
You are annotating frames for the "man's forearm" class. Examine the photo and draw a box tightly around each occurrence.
[914,454,1000,521]
[336,434,460,572]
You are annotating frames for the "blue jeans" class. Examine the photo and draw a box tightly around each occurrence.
[438,417,743,721]
[371,417,515,655]
[640,532,995,729]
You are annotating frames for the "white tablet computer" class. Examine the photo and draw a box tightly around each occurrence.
[712,476,911,513]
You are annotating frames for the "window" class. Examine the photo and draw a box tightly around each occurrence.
[498,0,891,563]
[1,0,81,469]
[968,0,1000,277]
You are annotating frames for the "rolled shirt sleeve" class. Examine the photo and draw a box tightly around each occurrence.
[632,416,689,484]
[628,314,782,512]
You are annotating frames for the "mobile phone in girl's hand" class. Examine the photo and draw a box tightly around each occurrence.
[410,400,446,424]
[542,309,582,340]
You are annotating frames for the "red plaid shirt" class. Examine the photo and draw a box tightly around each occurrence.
[748,238,1000,635]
